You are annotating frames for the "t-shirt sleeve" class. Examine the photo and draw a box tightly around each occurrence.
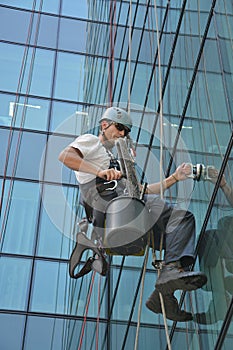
[69,134,99,158]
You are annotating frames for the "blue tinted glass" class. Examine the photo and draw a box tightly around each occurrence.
[59,18,87,52]
[24,316,68,350]
[221,318,233,349]
[40,0,60,14]
[0,128,10,175]
[30,260,106,317]
[0,93,49,130]
[35,14,59,49]
[42,133,77,184]
[0,257,32,310]
[181,9,215,37]
[6,130,47,180]
[0,9,58,48]
[0,180,39,255]
[50,101,89,134]
[0,7,31,44]
[186,72,229,120]
[54,52,84,101]
[187,0,213,11]
[61,0,88,19]
[0,313,25,350]
[30,260,69,313]
[0,1,33,9]
[0,43,54,97]
[112,267,141,321]
[0,42,25,93]
[21,48,55,98]
[37,184,78,259]
[0,1,59,12]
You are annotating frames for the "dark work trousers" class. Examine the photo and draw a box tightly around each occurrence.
[144,195,196,267]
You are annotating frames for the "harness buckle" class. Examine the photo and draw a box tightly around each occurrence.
[103,180,118,190]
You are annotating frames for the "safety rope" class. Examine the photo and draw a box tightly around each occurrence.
[77,272,96,350]
[95,274,101,350]
[127,0,132,115]
[153,0,172,348]
[108,0,116,106]
[134,245,149,350]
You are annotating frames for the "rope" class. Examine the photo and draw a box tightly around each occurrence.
[134,245,149,350]
[95,274,101,350]
[153,1,171,348]
[77,272,96,350]
[127,0,132,115]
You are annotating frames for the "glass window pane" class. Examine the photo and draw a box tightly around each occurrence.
[21,48,55,98]
[112,267,141,321]
[40,0,60,14]
[36,14,59,49]
[30,260,107,317]
[0,1,33,10]
[6,130,47,180]
[37,184,78,259]
[54,52,85,102]
[0,313,25,350]
[0,1,60,12]
[49,101,89,134]
[0,42,25,93]
[0,7,31,44]
[0,128,10,175]
[24,316,68,350]
[221,314,233,350]
[0,257,32,310]
[61,1,88,19]
[30,260,70,314]
[0,181,39,255]
[0,8,58,47]
[41,133,77,184]
[0,93,50,130]
[58,18,87,52]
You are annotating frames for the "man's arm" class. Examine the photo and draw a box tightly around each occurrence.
[145,163,191,194]
[58,146,122,181]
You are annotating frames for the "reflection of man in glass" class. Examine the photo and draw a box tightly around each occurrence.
[196,166,233,324]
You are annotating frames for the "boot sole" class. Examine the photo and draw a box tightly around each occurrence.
[156,273,207,294]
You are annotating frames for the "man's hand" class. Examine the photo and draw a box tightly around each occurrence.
[174,163,192,181]
[97,168,122,181]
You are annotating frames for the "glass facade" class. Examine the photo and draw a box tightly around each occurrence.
[0,1,232,349]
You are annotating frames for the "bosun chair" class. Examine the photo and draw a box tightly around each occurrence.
[69,137,151,279]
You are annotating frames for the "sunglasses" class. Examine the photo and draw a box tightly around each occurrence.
[112,122,130,136]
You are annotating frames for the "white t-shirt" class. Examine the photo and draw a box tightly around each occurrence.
[69,134,111,184]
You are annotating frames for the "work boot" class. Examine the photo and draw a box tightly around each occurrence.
[156,262,207,294]
[146,289,193,322]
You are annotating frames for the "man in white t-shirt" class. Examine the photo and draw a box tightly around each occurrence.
[59,106,207,322]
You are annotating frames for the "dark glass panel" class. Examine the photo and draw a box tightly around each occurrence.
[0,313,25,350]
[5,130,47,180]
